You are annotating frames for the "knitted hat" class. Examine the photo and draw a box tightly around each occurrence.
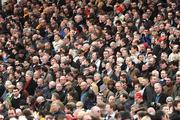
[135,92,143,100]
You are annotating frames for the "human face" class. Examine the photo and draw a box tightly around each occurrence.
[165,78,172,85]
[175,103,180,111]
[162,106,169,114]
[8,109,16,118]
[150,76,158,85]
[108,96,115,104]
[154,84,162,94]
[25,74,32,81]
[176,76,180,84]
[160,71,167,79]
[115,83,122,91]
[13,89,19,97]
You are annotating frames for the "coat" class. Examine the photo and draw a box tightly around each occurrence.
[80,87,96,109]
[172,84,180,99]
[23,79,37,97]
[143,84,156,106]
[154,93,167,105]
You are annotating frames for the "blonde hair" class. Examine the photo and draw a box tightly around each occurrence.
[103,76,111,85]
[141,115,152,120]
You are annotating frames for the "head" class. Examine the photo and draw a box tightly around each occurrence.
[37,78,44,87]
[25,70,33,81]
[120,93,128,103]
[80,82,88,91]
[91,106,101,118]
[105,104,116,114]
[154,83,162,94]
[48,81,56,89]
[115,82,123,91]
[16,82,23,91]
[161,104,170,114]
[176,74,180,84]
[154,110,169,120]
[147,107,156,116]
[76,101,84,110]
[160,70,167,79]
[50,101,62,113]
[12,87,20,97]
[8,108,16,118]
[51,92,60,102]
[108,95,115,104]
[150,75,158,86]
[93,73,101,82]
[56,83,63,92]
[173,100,180,112]
[164,77,173,86]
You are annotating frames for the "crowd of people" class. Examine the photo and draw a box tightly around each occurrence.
[0,0,180,120]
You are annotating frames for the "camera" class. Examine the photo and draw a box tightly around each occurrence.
[151,102,160,110]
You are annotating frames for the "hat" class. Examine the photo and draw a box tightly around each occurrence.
[115,4,124,13]
[143,43,149,48]
[135,92,143,100]
[158,36,166,42]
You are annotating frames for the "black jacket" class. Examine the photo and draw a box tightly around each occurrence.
[26,80,38,96]
[154,92,167,105]
[143,84,156,106]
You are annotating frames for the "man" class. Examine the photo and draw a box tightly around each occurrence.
[50,101,65,119]
[55,83,66,102]
[93,72,105,92]
[103,62,114,78]
[43,81,56,99]
[127,60,140,82]
[172,73,180,99]
[91,52,101,72]
[108,95,115,105]
[11,87,24,109]
[143,75,157,106]
[86,76,98,95]
[104,104,116,120]
[163,77,174,96]
[152,83,167,109]
[115,81,128,101]
[7,108,16,119]
[35,96,50,114]
[91,106,102,119]
[35,78,47,96]
[80,81,96,109]
[159,70,168,85]
[119,93,132,112]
